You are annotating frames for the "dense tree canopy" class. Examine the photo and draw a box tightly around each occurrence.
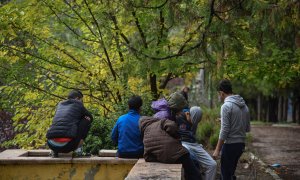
[0,0,299,148]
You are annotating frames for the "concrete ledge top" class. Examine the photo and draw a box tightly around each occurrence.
[98,149,117,157]
[0,149,137,165]
[125,159,182,180]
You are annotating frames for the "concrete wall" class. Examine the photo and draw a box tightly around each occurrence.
[0,150,136,180]
[0,163,133,180]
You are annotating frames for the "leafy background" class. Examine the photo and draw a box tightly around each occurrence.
[0,0,299,153]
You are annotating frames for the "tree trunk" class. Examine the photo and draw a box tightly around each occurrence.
[208,72,213,108]
[282,95,288,122]
[267,97,278,122]
[150,73,158,100]
[199,68,205,97]
[266,98,269,122]
[277,96,283,122]
[293,96,300,124]
[257,94,261,121]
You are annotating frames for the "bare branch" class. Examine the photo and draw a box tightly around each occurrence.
[130,0,168,9]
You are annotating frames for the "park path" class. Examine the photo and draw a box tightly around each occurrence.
[250,125,300,180]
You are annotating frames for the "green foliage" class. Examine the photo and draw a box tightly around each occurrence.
[196,107,221,149]
[0,0,299,150]
[246,133,252,146]
[83,115,115,155]
[209,0,300,95]
[209,130,219,148]
[197,121,214,143]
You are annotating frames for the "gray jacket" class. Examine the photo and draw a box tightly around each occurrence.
[219,95,250,144]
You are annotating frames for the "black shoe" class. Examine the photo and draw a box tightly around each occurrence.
[49,151,58,158]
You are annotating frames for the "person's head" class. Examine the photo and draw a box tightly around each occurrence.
[175,109,191,125]
[182,86,190,93]
[190,106,202,127]
[167,92,188,113]
[167,92,188,120]
[128,95,143,112]
[217,79,233,102]
[68,90,83,102]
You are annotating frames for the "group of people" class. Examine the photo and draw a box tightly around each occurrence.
[46,79,250,180]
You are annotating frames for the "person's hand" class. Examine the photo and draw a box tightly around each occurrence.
[213,149,220,160]
[84,116,91,121]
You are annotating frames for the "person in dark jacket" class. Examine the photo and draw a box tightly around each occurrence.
[176,106,217,180]
[139,116,201,180]
[111,95,144,158]
[46,90,93,157]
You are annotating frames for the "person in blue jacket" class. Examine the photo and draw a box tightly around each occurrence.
[111,95,144,158]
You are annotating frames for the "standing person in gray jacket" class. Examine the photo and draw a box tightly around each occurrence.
[213,79,250,180]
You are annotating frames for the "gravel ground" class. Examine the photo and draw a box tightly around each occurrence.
[250,125,300,180]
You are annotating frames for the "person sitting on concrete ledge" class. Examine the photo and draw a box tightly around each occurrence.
[176,106,217,180]
[111,95,144,158]
[139,116,201,180]
[46,90,93,157]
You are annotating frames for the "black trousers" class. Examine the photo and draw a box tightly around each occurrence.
[176,153,202,180]
[47,118,91,153]
[221,143,245,180]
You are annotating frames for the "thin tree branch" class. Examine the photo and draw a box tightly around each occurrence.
[43,0,100,43]
[130,0,168,9]
[83,0,119,82]
[132,11,148,48]
[2,44,83,72]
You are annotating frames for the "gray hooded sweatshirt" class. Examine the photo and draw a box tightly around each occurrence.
[219,95,250,144]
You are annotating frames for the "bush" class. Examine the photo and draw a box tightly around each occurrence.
[196,121,214,144]
[246,133,252,145]
[195,106,221,149]
[83,115,115,155]
[209,133,218,148]
[209,127,220,148]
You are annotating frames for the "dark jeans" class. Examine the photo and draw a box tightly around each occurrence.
[47,118,91,153]
[176,153,202,180]
[221,143,245,180]
[189,150,200,169]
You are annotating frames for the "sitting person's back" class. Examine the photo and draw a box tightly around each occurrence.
[139,116,201,180]
[139,116,188,163]
[111,95,144,158]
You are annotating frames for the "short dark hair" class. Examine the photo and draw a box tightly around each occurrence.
[217,79,232,94]
[68,90,83,99]
[128,95,143,111]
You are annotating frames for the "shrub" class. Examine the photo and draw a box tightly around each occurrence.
[209,127,220,148]
[196,121,214,144]
[195,106,221,149]
[83,115,115,155]
[246,133,252,145]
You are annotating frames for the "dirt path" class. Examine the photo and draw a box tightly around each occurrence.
[250,125,300,180]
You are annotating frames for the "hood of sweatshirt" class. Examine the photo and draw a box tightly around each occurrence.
[224,95,246,108]
[151,98,169,111]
